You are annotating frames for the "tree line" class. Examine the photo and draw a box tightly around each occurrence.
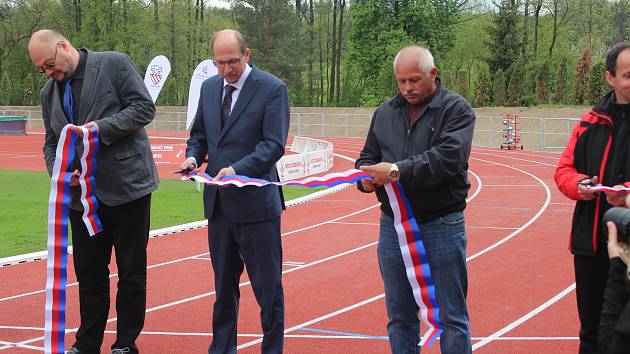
[0,0,627,108]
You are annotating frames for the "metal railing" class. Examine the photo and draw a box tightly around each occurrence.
[3,106,581,151]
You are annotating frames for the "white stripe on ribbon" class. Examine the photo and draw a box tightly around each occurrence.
[384,182,442,347]
[77,126,102,236]
[44,124,102,354]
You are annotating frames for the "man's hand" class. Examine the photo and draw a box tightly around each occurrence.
[69,169,80,187]
[177,157,198,175]
[68,121,99,136]
[360,178,376,193]
[604,185,628,207]
[607,221,621,259]
[360,162,393,186]
[578,176,599,200]
[215,166,235,180]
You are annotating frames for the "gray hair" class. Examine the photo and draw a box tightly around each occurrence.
[393,46,435,74]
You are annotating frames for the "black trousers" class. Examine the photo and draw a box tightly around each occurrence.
[70,194,151,354]
[574,246,609,354]
[207,203,284,354]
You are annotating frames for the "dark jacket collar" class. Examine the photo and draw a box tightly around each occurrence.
[593,90,630,121]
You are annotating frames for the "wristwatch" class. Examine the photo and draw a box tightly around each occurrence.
[388,163,400,180]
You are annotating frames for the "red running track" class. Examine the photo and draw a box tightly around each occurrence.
[0,133,580,353]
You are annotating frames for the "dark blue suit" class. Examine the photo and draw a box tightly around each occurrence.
[186,65,289,354]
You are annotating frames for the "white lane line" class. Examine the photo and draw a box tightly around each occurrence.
[467,226,519,230]
[0,144,556,350]
[236,155,550,349]
[471,151,558,167]
[467,170,482,203]
[0,326,581,342]
[0,204,379,302]
[237,294,386,350]
[0,252,210,303]
[1,241,379,350]
[329,221,380,226]
[472,283,576,350]
[0,340,43,351]
[481,184,541,187]
[466,157,551,262]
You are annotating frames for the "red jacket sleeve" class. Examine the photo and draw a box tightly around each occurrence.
[555,120,589,200]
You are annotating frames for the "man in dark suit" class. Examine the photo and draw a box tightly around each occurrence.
[28,29,158,354]
[179,29,289,354]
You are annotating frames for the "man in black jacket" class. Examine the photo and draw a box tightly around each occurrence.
[356,45,474,354]
[555,41,630,354]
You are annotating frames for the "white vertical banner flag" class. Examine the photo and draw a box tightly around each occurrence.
[144,55,171,103]
[186,59,218,130]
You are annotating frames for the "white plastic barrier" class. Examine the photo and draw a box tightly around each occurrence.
[276,136,334,181]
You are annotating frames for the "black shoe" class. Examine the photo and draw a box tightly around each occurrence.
[111,348,131,354]
[66,348,81,354]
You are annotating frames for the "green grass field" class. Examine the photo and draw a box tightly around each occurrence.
[0,169,321,258]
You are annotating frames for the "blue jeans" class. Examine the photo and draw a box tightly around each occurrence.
[378,212,471,354]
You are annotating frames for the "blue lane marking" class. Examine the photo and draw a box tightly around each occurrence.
[300,327,388,340]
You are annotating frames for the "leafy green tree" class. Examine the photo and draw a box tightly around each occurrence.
[22,72,35,106]
[233,0,305,94]
[573,48,592,105]
[535,60,551,104]
[0,71,10,105]
[553,56,568,104]
[474,63,492,107]
[455,67,470,101]
[486,0,520,72]
[493,69,506,106]
[348,0,459,104]
[587,61,608,104]
[507,56,526,106]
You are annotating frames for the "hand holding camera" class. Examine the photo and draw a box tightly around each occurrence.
[603,207,630,265]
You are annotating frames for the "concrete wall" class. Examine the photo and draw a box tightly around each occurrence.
[2,105,584,151]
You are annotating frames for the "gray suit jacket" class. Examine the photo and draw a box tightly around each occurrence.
[40,50,158,210]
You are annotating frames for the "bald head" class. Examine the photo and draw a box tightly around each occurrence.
[29,29,65,48]
[211,29,250,84]
[28,29,78,81]
[211,29,247,56]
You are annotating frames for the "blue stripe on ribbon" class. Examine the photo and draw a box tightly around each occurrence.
[45,125,102,354]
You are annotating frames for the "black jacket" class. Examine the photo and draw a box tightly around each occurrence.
[599,257,630,354]
[355,80,475,222]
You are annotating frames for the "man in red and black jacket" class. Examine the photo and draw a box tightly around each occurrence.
[555,41,630,354]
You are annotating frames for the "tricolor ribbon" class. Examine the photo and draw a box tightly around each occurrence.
[182,168,369,188]
[384,181,442,347]
[45,124,102,354]
[184,169,442,346]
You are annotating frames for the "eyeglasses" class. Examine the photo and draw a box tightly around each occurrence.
[212,57,242,68]
[37,43,59,74]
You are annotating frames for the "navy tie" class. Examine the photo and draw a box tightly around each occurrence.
[221,84,236,130]
[63,79,74,124]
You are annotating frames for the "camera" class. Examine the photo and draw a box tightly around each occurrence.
[603,207,630,246]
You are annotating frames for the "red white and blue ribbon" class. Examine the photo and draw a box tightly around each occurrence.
[77,126,102,235]
[384,181,442,347]
[184,169,442,346]
[182,169,369,187]
[45,124,102,354]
